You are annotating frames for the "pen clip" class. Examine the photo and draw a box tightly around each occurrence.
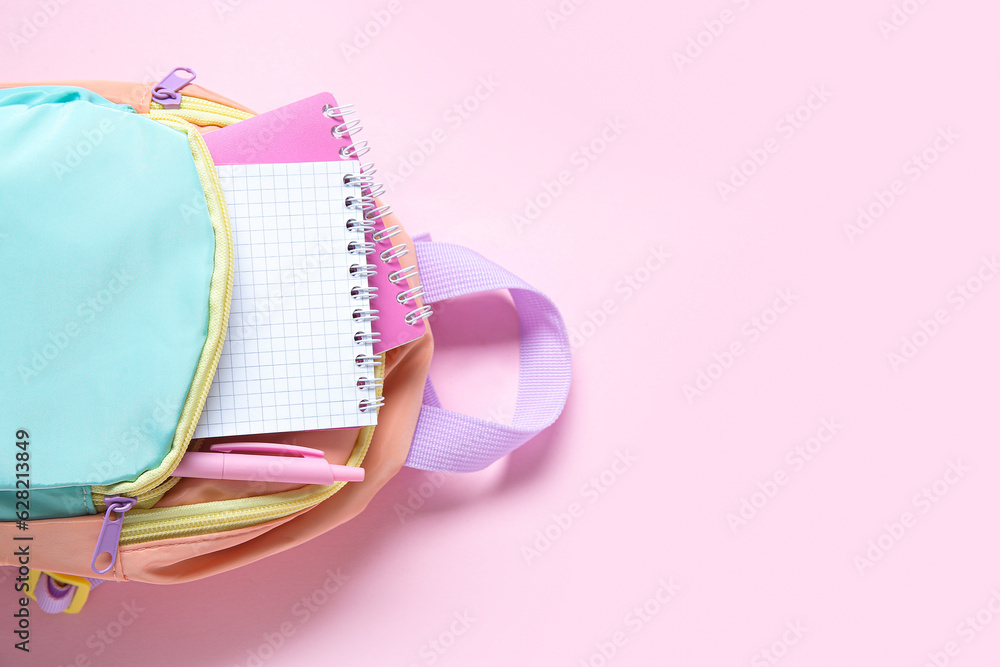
[208,442,326,458]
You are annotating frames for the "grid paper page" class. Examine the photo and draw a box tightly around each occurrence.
[194,161,378,438]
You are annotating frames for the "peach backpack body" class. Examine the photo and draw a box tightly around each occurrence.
[0,72,570,616]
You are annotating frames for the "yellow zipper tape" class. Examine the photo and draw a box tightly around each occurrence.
[106,94,384,544]
[120,373,381,545]
[150,96,254,126]
[92,113,234,506]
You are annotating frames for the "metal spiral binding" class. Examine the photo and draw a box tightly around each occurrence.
[359,396,385,413]
[347,184,386,200]
[348,240,377,255]
[356,377,384,390]
[346,219,377,234]
[368,183,387,198]
[343,164,376,186]
[379,244,409,263]
[404,306,433,325]
[396,285,424,305]
[332,98,435,418]
[372,225,401,243]
[345,194,376,211]
[388,265,419,285]
[331,98,383,416]
[340,141,370,160]
[354,331,380,344]
[355,354,382,367]
[363,203,393,221]
[342,105,433,332]
[322,103,355,119]
[332,118,363,138]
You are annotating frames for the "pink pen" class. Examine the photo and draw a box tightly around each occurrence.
[171,443,364,484]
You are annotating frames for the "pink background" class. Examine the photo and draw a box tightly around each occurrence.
[4,0,1000,665]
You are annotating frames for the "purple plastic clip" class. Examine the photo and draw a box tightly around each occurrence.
[90,496,137,575]
[151,67,196,109]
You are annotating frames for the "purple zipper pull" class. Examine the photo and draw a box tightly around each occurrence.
[151,67,196,109]
[90,496,137,575]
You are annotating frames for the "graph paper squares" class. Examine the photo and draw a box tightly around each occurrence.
[194,161,378,438]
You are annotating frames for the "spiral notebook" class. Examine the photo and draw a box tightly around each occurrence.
[192,160,381,438]
[194,93,429,438]
[204,92,430,353]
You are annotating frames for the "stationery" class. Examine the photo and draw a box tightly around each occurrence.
[192,160,381,438]
[172,443,365,484]
[204,92,430,354]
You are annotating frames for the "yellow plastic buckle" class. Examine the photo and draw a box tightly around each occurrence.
[26,570,92,615]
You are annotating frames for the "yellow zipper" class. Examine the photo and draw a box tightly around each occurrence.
[91,113,234,510]
[150,95,254,126]
[98,93,383,545]
[119,414,379,545]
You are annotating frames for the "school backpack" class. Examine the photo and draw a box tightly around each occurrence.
[0,70,571,616]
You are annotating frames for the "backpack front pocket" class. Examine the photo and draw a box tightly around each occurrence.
[0,86,232,519]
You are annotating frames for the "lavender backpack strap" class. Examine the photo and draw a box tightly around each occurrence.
[405,239,571,473]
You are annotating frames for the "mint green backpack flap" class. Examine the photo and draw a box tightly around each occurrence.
[0,86,231,519]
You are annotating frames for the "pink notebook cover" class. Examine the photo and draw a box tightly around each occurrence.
[204,92,426,354]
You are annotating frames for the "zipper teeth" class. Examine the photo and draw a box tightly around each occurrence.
[92,113,234,507]
[134,115,234,496]
[181,95,254,119]
[165,117,234,455]
[122,495,323,543]
[110,93,382,545]
[119,413,379,545]
[130,477,180,506]
[150,95,254,123]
